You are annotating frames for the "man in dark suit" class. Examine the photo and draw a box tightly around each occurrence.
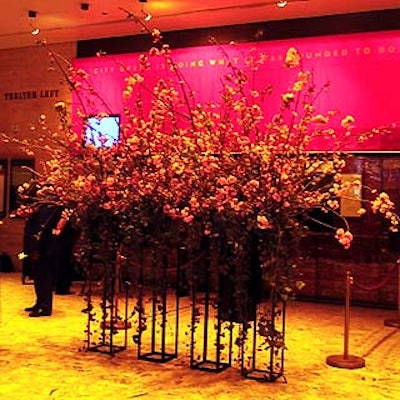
[24,203,63,317]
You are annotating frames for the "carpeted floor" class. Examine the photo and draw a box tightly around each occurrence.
[0,272,400,400]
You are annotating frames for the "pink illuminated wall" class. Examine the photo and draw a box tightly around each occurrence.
[73,30,400,151]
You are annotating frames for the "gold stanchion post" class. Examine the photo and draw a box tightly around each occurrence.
[326,270,365,369]
[384,260,400,328]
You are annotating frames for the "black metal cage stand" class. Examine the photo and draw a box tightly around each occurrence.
[189,238,233,372]
[240,296,286,382]
[86,257,130,356]
[137,247,180,363]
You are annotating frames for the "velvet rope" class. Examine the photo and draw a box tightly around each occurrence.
[352,263,398,292]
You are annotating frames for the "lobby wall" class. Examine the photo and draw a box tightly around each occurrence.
[0,42,76,271]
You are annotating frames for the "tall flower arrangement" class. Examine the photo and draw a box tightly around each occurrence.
[2,29,399,374]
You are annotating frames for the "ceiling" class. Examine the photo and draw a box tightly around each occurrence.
[0,0,399,50]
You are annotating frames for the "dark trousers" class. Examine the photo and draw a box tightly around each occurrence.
[33,256,54,313]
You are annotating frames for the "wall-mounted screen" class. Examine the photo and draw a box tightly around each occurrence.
[84,115,120,148]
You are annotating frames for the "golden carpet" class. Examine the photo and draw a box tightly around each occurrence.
[0,272,400,400]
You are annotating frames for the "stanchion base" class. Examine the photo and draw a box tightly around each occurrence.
[384,318,400,328]
[326,354,365,369]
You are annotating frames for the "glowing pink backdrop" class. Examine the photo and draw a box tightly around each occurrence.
[73,29,400,151]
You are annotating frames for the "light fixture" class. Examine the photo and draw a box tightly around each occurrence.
[276,1,288,7]
[139,0,152,22]
[30,26,40,35]
[28,10,40,36]
[142,9,152,21]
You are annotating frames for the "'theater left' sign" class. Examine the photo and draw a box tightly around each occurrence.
[3,89,59,101]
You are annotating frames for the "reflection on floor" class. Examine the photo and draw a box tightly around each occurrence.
[1,272,400,400]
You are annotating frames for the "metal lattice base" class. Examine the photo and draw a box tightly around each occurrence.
[138,351,177,363]
[87,344,126,355]
[326,354,365,369]
[191,360,230,373]
[243,369,287,383]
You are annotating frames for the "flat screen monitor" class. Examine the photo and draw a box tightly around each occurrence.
[84,114,120,148]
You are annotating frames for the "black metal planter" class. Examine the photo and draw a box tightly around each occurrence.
[85,255,131,356]
[189,238,233,372]
[136,247,180,363]
[240,294,287,382]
